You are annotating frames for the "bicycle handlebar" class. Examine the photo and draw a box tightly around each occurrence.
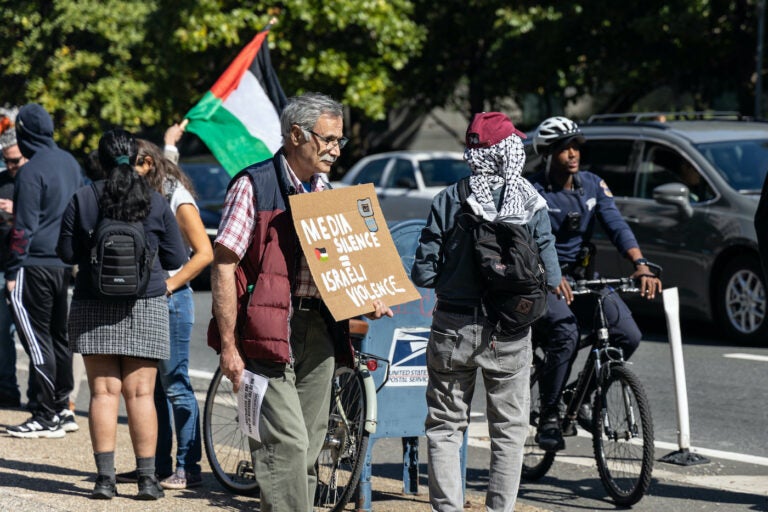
[569,276,640,296]
[567,260,662,296]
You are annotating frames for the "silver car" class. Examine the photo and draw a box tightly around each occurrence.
[526,113,768,344]
[332,150,471,221]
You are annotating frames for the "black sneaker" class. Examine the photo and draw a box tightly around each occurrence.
[6,416,65,439]
[137,475,165,500]
[535,411,565,452]
[58,409,79,433]
[91,475,117,500]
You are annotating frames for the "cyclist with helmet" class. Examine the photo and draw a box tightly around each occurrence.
[527,116,662,452]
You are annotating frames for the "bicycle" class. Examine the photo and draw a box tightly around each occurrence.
[202,319,389,511]
[523,270,659,506]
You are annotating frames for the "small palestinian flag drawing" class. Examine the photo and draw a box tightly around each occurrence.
[314,248,329,261]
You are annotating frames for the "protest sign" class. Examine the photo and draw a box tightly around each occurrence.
[289,184,421,320]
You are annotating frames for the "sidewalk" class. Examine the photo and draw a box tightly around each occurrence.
[0,406,548,512]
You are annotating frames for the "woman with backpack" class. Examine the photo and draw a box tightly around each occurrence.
[57,129,186,500]
[114,138,213,490]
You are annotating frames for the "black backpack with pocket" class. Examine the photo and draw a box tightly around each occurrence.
[456,177,548,333]
[88,184,155,299]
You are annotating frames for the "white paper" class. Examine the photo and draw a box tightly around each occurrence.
[237,369,269,442]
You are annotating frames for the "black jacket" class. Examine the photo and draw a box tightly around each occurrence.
[57,180,187,299]
[6,104,82,280]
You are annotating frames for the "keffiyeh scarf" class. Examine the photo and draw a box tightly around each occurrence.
[463,134,547,224]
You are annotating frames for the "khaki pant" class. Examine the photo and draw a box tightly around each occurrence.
[246,309,335,512]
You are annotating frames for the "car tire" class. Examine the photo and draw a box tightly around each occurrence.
[715,254,767,344]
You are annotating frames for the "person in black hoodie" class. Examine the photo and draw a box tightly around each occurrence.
[5,103,82,438]
[0,125,40,410]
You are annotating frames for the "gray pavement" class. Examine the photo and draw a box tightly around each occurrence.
[0,406,548,512]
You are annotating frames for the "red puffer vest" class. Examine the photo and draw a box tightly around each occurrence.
[208,153,353,366]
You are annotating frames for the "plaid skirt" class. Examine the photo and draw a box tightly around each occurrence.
[68,296,170,360]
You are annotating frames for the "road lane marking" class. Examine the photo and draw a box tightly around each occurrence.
[467,423,768,467]
[190,369,216,380]
[723,353,768,363]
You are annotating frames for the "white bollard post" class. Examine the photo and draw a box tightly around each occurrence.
[659,287,709,465]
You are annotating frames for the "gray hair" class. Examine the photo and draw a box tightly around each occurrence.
[0,128,16,150]
[280,92,343,136]
[0,106,18,150]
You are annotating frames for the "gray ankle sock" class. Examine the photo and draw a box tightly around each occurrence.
[136,456,155,478]
[94,452,115,479]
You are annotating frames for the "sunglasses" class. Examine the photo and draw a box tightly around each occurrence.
[3,157,21,165]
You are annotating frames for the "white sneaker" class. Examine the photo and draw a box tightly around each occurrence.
[58,409,79,433]
[6,416,65,439]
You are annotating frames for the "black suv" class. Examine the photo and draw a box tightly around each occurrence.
[525,112,768,344]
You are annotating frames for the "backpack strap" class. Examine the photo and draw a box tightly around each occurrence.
[89,182,104,265]
[457,176,471,205]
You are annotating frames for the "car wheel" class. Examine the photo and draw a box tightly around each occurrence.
[716,255,767,343]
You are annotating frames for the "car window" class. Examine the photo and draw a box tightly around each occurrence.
[638,145,715,203]
[181,163,231,205]
[385,159,417,189]
[580,140,635,197]
[352,159,388,186]
[697,140,768,192]
[419,158,471,187]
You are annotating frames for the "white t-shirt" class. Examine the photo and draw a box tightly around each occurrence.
[164,178,198,277]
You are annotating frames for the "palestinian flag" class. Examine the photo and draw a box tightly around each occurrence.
[184,26,287,176]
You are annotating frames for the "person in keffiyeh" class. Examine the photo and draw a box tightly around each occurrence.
[464,117,548,224]
[411,111,561,512]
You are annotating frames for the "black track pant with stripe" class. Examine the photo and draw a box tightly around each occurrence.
[10,266,73,421]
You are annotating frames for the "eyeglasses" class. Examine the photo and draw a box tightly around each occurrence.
[306,129,349,150]
[3,157,21,166]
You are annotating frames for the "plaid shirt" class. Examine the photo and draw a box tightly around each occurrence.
[215,156,326,298]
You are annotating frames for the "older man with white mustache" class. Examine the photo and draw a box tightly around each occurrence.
[210,91,392,511]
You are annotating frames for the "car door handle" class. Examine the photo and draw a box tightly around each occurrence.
[624,215,640,224]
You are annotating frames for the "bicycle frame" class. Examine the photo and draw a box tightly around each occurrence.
[524,273,658,505]
[561,277,638,433]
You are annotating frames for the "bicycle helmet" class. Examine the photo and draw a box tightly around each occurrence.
[533,116,586,155]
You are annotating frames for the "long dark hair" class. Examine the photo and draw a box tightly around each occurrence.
[98,129,151,222]
[136,139,196,199]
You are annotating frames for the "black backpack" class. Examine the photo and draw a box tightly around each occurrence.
[88,184,155,299]
[456,178,548,333]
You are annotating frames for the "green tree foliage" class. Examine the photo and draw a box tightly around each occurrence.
[0,0,425,157]
[396,0,763,130]
[0,0,763,162]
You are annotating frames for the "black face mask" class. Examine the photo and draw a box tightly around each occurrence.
[565,211,581,232]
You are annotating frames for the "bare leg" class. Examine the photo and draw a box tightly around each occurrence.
[83,354,122,453]
[121,357,159,458]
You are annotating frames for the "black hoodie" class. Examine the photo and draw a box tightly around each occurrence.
[5,103,82,280]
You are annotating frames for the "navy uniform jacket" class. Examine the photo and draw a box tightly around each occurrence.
[527,170,638,265]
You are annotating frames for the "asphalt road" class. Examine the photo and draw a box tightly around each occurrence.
[186,291,768,511]
[8,291,766,511]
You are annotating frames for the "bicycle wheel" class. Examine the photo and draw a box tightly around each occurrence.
[592,365,654,506]
[315,366,370,511]
[522,355,556,480]
[202,367,259,495]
